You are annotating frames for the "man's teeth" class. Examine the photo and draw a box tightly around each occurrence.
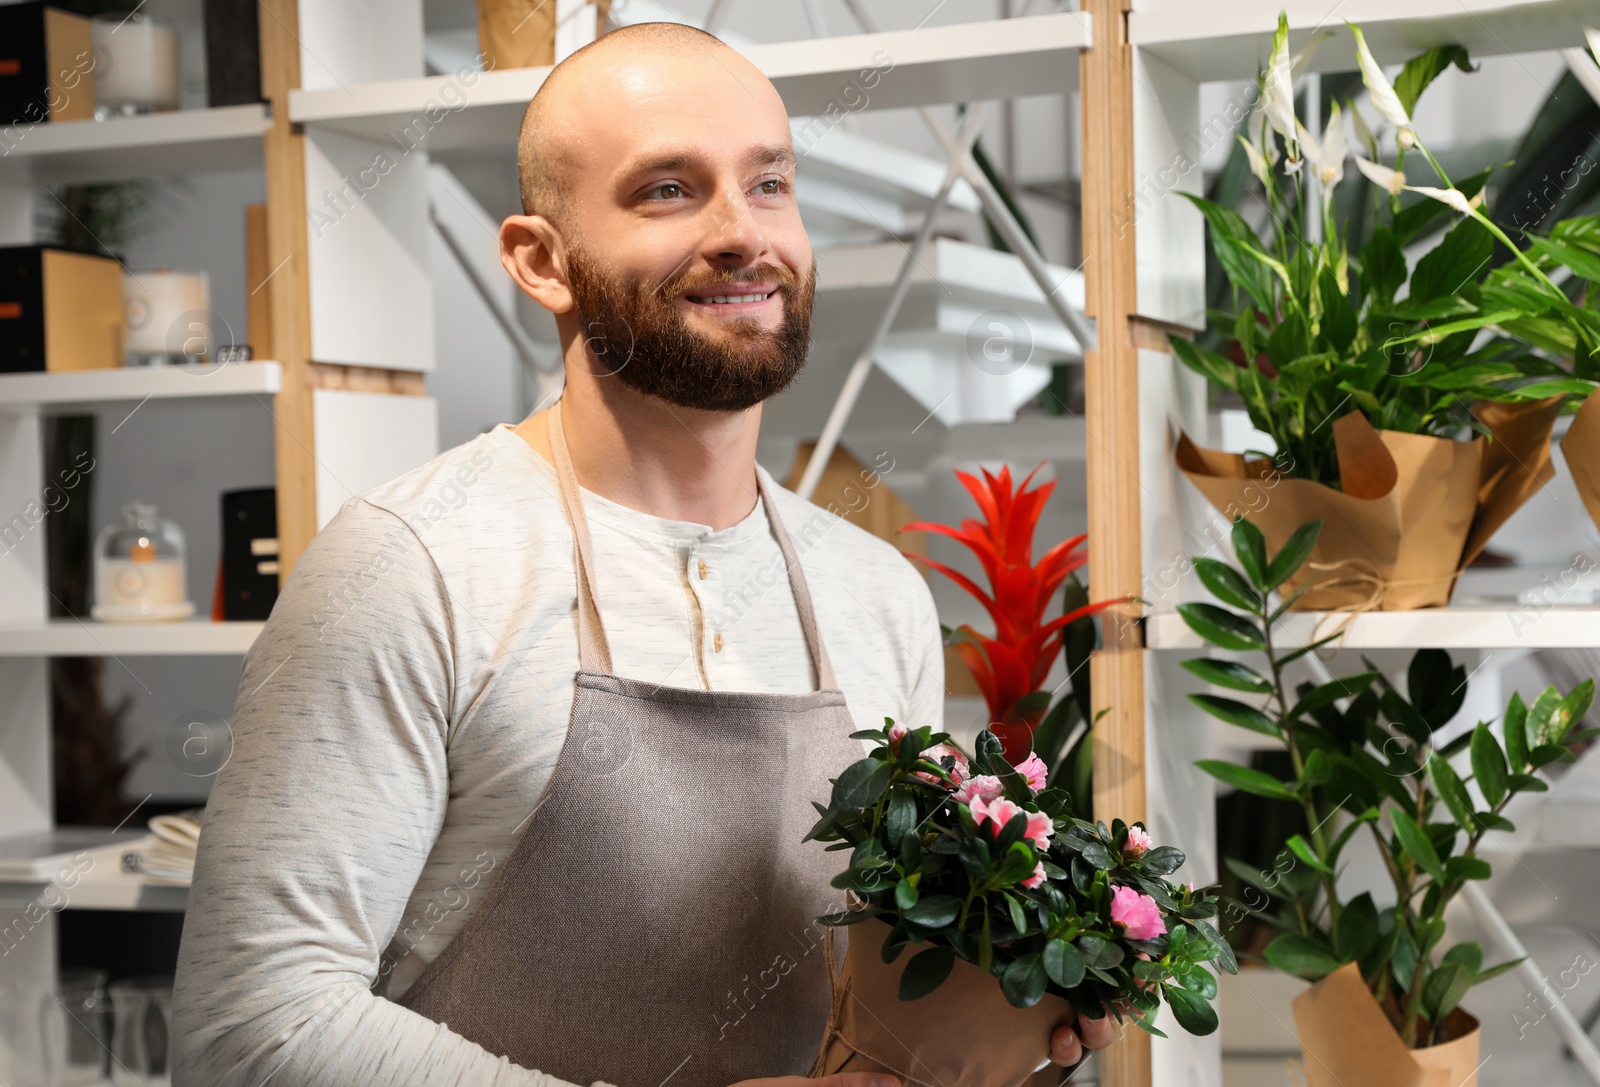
[692,292,770,304]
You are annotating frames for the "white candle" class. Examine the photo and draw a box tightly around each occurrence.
[92,16,181,114]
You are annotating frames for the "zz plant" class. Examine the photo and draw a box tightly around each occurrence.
[1181,516,1595,1046]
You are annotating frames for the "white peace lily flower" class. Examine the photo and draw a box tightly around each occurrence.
[1354,156,1471,214]
[1355,155,1406,196]
[1297,102,1347,190]
[1262,17,1299,149]
[1348,22,1412,131]
[1238,134,1272,187]
[1321,102,1348,188]
[1412,185,1474,216]
[1397,128,1416,150]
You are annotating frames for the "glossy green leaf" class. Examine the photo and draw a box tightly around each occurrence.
[1422,962,1473,1023]
[1267,521,1321,590]
[1264,933,1343,980]
[1176,603,1265,651]
[1391,810,1445,882]
[898,945,956,1000]
[1426,754,1478,834]
[1232,518,1270,591]
[902,895,961,929]
[1503,692,1529,771]
[1181,658,1273,694]
[1193,557,1261,610]
[1196,760,1299,801]
[1043,938,1086,988]
[1001,953,1049,1008]
[1165,983,1220,1036]
[1189,694,1281,738]
[1470,724,1509,808]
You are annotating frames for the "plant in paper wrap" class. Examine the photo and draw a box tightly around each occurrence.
[806,723,1231,1087]
[901,465,1121,793]
[1183,515,1596,1086]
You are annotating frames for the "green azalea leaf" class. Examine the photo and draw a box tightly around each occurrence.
[1194,920,1238,974]
[831,758,892,811]
[1000,952,1050,1008]
[902,895,962,929]
[1176,603,1265,651]
[1181,658,1273,694]
[898,945,956,1000]
[1165,983,1220,1036]
[895,878,919,911]
[1044,938,1087,989]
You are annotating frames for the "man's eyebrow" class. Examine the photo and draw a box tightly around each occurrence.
[622,144,795,180]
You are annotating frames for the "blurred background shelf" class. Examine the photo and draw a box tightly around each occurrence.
[0,361,281,411]
[0,620,264,657]
[1146,605,1600,651]
[0,828,186,913]
[0,104,270,185]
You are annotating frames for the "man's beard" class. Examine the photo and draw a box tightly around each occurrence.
[564,245,816,412]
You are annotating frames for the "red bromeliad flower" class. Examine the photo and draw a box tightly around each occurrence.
[903,464,1121,760]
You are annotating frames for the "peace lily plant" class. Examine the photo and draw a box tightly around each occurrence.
[1172,14,1567,486]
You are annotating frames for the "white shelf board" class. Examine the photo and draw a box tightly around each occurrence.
[1130,0,1595,83]
[290,13,1090,149]
[0,619,265,657]
[0,361,281,411]
[0,104,269,185]
[1146,605,1600,651]
[0,832,186,913]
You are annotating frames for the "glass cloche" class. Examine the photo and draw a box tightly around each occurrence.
[92,502,194,622]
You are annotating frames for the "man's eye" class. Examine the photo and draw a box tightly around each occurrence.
[754,178,787,196]
[645,183,684,200]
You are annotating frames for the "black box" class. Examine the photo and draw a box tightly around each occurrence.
[0,3,94,128]
[221,488,279,621]
[203,0,262,108]
[0,245,125,373]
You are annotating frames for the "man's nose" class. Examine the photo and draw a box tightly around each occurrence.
[701,185,767,263]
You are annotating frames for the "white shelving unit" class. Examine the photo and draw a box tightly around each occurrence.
[1146,607,1600,651]
[0,619,265,658]
[0,830,186,913]
[0,105,270,185]
[0,361,281,410]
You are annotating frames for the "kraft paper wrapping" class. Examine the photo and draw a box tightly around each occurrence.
[474,0,610,69]
[1289,963,1480,1087]
[811,920,1071,1087]
[1560,394,1600,535]
[1175,399,1561,611]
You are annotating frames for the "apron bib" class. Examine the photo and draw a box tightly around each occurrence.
[400,403,863,1087]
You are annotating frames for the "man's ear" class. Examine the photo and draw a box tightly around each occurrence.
[501,214,573,314]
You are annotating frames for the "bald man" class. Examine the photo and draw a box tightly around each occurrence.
[172,22,1114,1087]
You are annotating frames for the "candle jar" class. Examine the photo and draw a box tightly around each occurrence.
[92,502,194,622]
[91,14,181,118]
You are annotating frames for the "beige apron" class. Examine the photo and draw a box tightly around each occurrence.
[400,403,863,1087]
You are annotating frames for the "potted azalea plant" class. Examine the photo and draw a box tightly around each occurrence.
[1181,515,1595,1085]
[1172,13,1564,611]
[806,722,1231,1087]
[901,465,1119,807]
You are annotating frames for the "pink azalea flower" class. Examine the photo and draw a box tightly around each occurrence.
[1125,825,1152,858]
[969,796,1054,851]
[1110,885,1167,941]
[1021,861,1047,889]
[1023,810,1053,850]
[1013,752,1049,791]
[916,742,970,786]
[952,774,1004,805]
[888,721,909,747]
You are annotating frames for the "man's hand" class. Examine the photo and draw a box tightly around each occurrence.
[1050,1010,1119,1067]
[733,1076,900,1087]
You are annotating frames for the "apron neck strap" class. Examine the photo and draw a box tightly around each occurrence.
[546,399,838,690]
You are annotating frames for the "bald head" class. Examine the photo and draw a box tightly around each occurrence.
[515,22,786,228]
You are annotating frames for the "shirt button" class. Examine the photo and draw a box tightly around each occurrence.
[714,632,724,653]
[698,560,708,580]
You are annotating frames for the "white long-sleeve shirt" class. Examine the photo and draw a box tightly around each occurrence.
[171,424,945,1087]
